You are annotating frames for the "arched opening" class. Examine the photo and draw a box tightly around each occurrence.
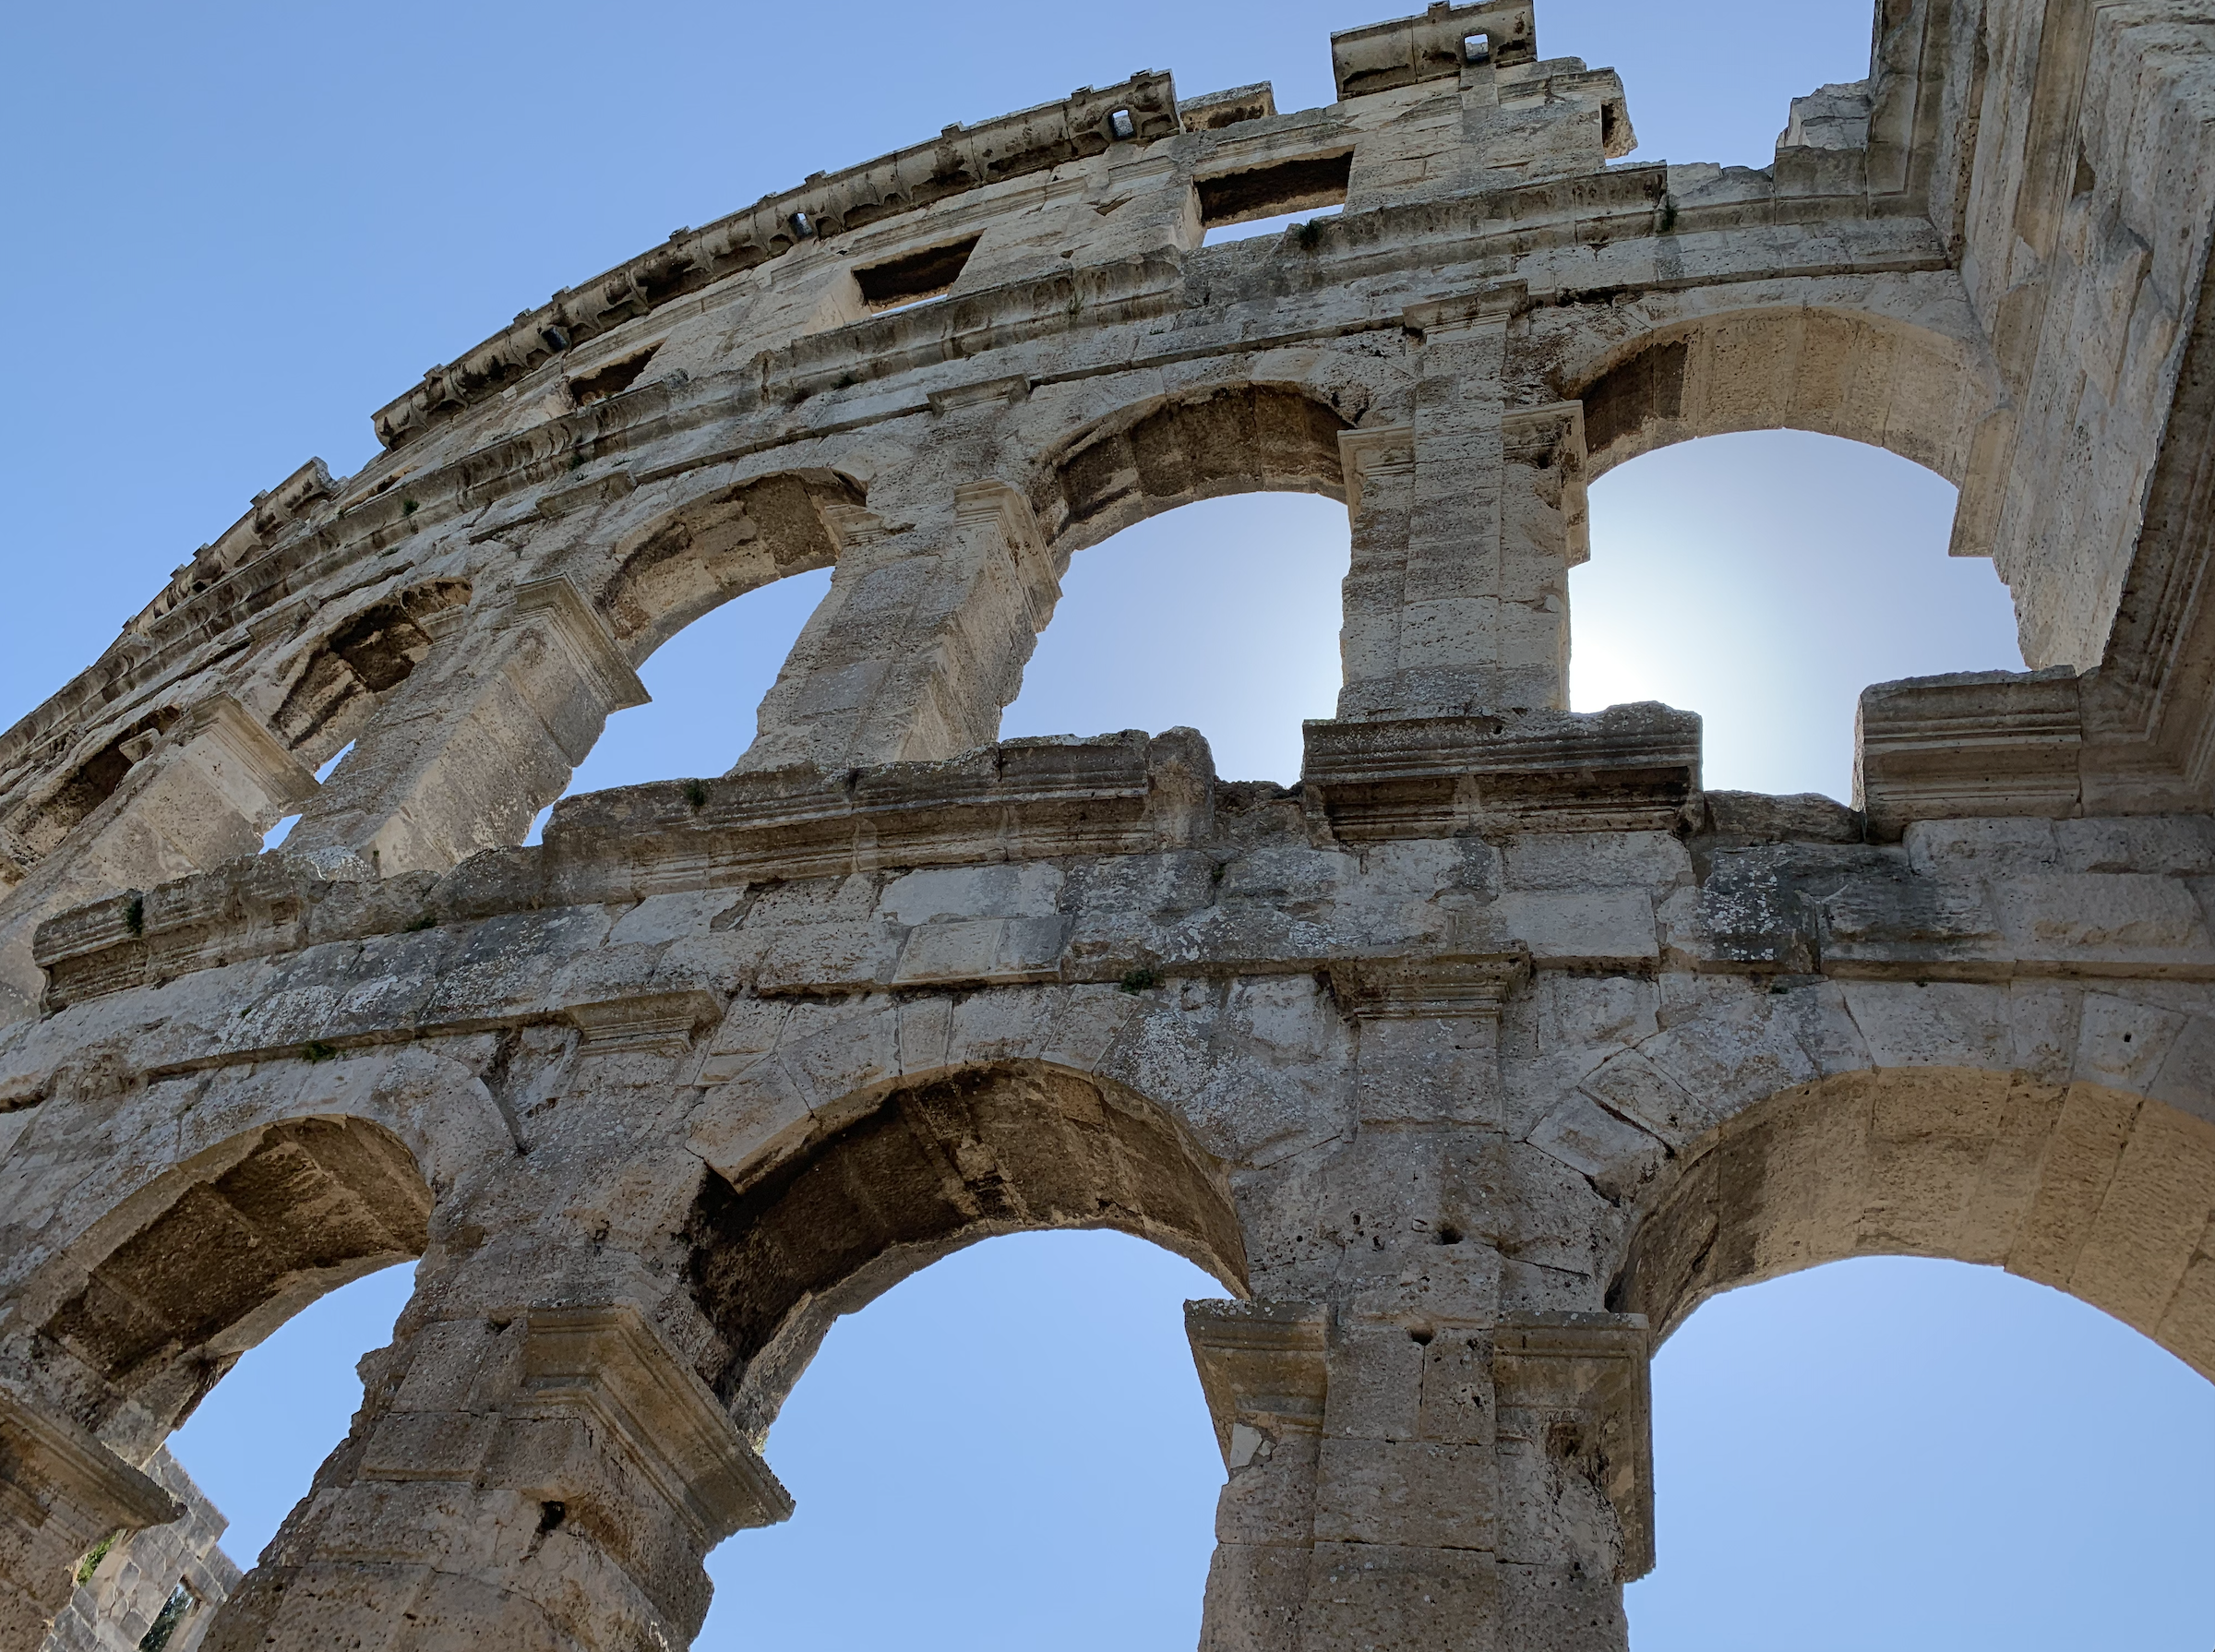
[1628,1255,2215,1649]
[1000,493,1349,783]
[518,471,862,837]
[685,1062,1246,1432]
[1614,1070,2215,1647]
[1569,431,2022,799]
[699,1230,1229,1651]
[1004,384,1357,782]
[683,1062,1244,1648]
[1574,308,2002,492]
[17,1116,431,1646]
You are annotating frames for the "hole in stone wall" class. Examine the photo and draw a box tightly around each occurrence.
[854,235,983,313]
[6,707,184,859]
[1195,151,1352,233]
[1464,32,1491,64]
[1631,1257,2215,1649]
[568,344,662,408]
[701,1230,1228,1652]
[1000,493,1350,784]
[272,581,473,753]
[1569,431,2022,799]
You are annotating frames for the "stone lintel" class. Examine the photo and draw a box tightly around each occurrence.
[1329,951,1530,1020]
[1401,281,1527,343]
[518,1305,793,1542]
[1185,1299,1331,1466]
[509,577,651,712]
[1303,706,1701,840]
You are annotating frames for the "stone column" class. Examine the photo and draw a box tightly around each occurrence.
[1186,955,1651,1651]
[1335,289,1588,723]
[200,1301,788,1652]
[280,579,646,879]
[736,479,1061,772]
[0,698,317,1024]
[0,1386,181,1652]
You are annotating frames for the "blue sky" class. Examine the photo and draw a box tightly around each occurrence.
[6,2,2210,1647]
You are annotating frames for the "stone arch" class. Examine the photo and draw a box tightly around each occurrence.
[583,469,866,664]
[1029,382,1356,558]
[1610,1068,2215,1379]
[1567,305,2003,496]
[681,1059,1249,1443]
[14,1115,433,1443]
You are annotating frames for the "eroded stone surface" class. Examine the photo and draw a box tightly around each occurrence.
[6,2,2215,1648]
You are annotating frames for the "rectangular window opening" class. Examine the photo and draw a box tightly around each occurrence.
[1195,151,1353,233]
[1464,32,1491,64]
[855,234,984,314]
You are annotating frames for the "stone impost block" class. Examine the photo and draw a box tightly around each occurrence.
[1857,668,2086,836]
[1186,1299,1331,1466]
[513,1305,792,1544]
[0,1386,181,1650]
[1491,1312,1652,1582]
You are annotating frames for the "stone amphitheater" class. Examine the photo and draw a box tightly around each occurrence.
[4,0,2213,1646]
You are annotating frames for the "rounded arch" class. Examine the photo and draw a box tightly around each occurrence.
[583,468,865,663]
[1610,1068,2215,1380]
[1569,305,2003,494]
[1030,382,1355,558]
[13,1114,433,1443]
[682,1060,1249,1443]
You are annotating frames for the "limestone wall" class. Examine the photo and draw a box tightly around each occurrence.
[3,3,2214,1649]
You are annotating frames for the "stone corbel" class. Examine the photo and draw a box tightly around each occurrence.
[952,479,1056,597]
[1328,950,1531,1021]
[518,1305,792,1544]
[564,990,724,1059]
[507,577,651,715]
[1185,1299,1330,1467]
[1401,281,1525,346]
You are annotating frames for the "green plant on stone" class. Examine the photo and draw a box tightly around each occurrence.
[74,1532,118,1587]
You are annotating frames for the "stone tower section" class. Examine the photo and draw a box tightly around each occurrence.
[6,2,2215,1648]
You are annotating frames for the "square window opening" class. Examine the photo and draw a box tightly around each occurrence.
[1195,151,1354,233]
[855,234,985,313]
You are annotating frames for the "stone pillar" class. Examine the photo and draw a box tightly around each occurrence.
[1187,1301,1329,1652]
[736,479,1061,772]
[0,699,317,1024]
[1185,955,1651,1652]
[201,1301,788,1652]
[1335,290,1588,723]
[0,1387,180,1652]
[280,579,646,879]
